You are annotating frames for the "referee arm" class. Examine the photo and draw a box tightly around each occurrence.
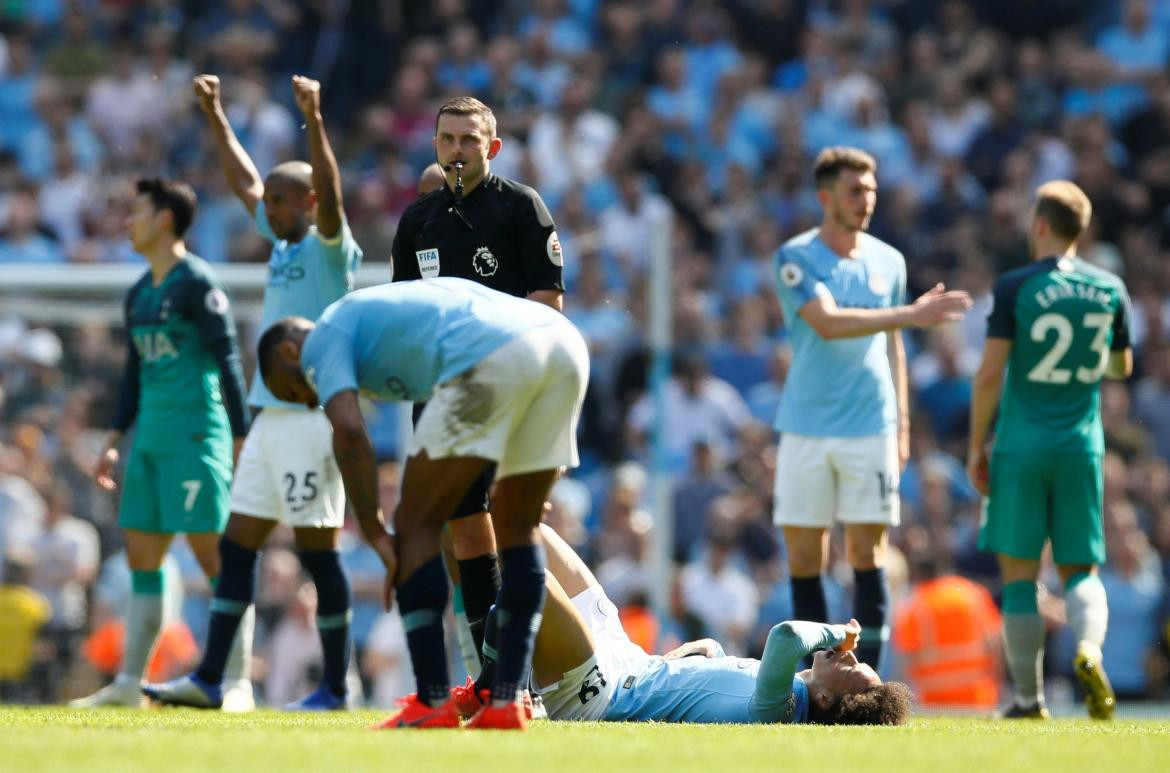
[528,289,563,312]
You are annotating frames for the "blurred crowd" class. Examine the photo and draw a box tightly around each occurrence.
[3,0,1170,709]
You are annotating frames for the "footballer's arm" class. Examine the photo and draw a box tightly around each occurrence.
[798,284,972,340]
[194,74,264,216]
[325,389,397,602]
[1106,348,1133,380]
[967,337,1012,495]
[888,329,910,470]
[291,75,344,239]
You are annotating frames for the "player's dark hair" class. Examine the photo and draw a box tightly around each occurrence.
[814,681,913,725]
[257,317,306,384]
[1034,180,1092,242]
[436,96,498,140]
[812,147,877,189]
[136,177,197,238]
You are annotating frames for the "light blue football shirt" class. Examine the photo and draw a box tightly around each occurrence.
[771,228,906,437]
[604,622,848,724]
[251,201,363,408]
[301,277,567,407]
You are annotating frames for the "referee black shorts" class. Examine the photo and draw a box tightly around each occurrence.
[411,401,494,519]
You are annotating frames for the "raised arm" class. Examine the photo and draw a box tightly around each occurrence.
[751,620,852,722]
[291,75,343,239]
[194,74,264,216]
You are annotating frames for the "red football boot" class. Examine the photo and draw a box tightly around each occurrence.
[466,700,527,730]
[450,676,484,719]
[370,694,461,729]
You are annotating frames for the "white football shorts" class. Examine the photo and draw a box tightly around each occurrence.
[773,433,900,528]
[410,322,589,479]
[229,407,346,528]
[537,584,650,721]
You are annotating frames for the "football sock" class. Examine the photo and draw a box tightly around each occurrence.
[224,604,255,683]
[791,575,829,623]
[398,555,451,707]
[491,544,546,704]
[196,539,257,686]
[119,569,165,684]
[299,549,352,697]
[474,604,499,696]
[451,586,482,677]
[853,567,890,670]
[1002,580,1046,707]
[1064,571,1108,650]
[458,553,501,662]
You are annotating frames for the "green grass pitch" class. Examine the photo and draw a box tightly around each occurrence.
[2,708,1169,773]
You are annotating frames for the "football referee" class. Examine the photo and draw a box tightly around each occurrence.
[391,96,565,664]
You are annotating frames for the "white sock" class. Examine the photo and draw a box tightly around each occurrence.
[1004,613,1046,707]
[119,590,164,683]
[223,604,255,683]
[1065,573,1108,650]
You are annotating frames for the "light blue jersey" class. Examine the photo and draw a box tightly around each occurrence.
[250,202,363,408]
[604,621,847,724]
[772,228,906,437]
[301,277,566,407]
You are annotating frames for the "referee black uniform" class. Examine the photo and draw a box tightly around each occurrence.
[390,171,565,518]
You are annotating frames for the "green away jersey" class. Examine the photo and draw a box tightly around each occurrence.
[986,255,1132,455]
[112,254,250,453]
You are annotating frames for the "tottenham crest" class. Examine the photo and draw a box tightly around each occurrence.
[473,245,499,277]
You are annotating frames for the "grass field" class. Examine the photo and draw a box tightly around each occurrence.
[3,708,1170,773]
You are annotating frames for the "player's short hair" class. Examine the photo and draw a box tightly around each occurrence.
[136,177,197,238]
[436,96,498,140]
[1033,180,1092,242]
[257,317,306,384]
[266,160,313,192]
[817,681,913,726]
[812,147,877,189]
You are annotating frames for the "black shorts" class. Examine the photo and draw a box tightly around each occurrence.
[412,402,495,519]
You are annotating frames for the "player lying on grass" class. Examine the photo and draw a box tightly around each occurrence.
[411,525,913,726]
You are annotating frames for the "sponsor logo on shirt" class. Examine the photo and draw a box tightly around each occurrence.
[416,248,440,279]
[133,330,179,362]
[780,262,804,287]
[473,245,498,277]
[547,231,563,267]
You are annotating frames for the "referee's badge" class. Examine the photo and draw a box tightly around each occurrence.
[780,262,804,287]
[473,245,499,277]
[547,231,563,267]
[415,248,440,279]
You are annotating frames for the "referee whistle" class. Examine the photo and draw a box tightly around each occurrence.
[453,161,465,199]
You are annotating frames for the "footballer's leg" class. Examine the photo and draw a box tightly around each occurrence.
[448,474,502,665]
[288,525,352,710]
[375,451,490,729]
[1054,453,1113,719]
[997,555,1049,718]
[72,528,173,708]
[844,523,890,670]
[775,434,834,635]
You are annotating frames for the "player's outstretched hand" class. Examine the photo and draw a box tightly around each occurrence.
[967,446,990,495]
[835,618,861,652]
[291,75,321,118]
[909,283,973,327]
[94,447,120,491]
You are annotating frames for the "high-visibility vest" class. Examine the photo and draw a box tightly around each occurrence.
[893,576,1001,709]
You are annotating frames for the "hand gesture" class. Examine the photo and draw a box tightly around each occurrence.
[94,446,120,491]
[291,75,321,119]
[836,618,861,652]
[910,283,973,328]
[967,446,990,496]
[193,74,222,115]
